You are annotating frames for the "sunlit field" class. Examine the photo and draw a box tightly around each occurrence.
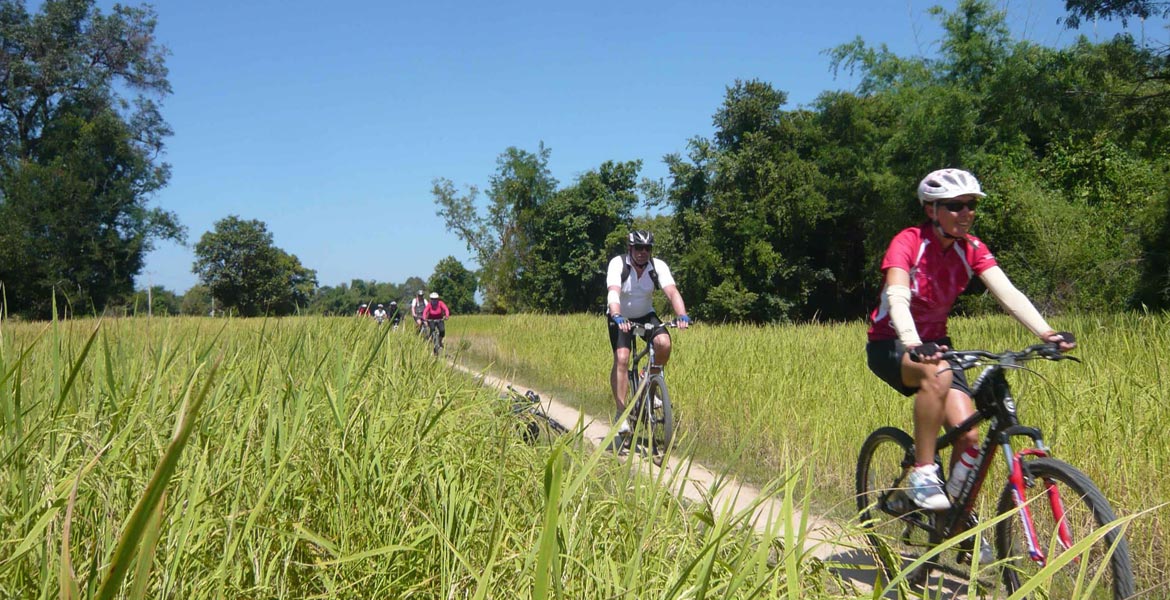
[453,311,1170,594]
[1,316,847,598]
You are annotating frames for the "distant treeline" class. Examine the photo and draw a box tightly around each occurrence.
[434,1,1170,322]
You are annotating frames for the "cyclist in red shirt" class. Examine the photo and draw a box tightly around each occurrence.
[866,168,1074,510]
[422,292,451,347]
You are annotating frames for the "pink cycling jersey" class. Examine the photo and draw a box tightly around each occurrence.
[868,222,997,342]
[423,301,450,320]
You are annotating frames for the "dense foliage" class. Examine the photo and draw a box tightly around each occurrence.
[435,0,1170,322]
[192,216,317,316]
[428,256,478,314]
[0,0,184,318]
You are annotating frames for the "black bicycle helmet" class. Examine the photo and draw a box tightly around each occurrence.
[627,230,654,246]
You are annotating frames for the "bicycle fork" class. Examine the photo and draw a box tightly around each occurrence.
[1003,446,1075,567]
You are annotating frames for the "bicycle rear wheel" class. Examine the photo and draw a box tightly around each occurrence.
[994,457,1135,599]
[856,427,936,580]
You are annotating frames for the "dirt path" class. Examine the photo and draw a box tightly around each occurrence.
[450,362,906,595]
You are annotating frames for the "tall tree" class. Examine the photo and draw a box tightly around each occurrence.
[428,257,478,314]
[522,160,641,312]
[192,216,317,317]
[0,0,182,317]
[433,143,557,312]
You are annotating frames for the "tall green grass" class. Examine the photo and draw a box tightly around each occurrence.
[1,316,848,598]
[452,311,1170,593]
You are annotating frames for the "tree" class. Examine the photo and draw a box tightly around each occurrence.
[192,216,317,316]
[136,285,180,316]
[428,257,478,314]
[0,0,183,318]
[663,80,839,322]
[179,284,213,316]
[434,143,557,313]
[1062,0,1170,27]
[522,160,641,312]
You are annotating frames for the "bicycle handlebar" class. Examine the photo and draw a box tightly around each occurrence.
[908,332,1079,368]
[626,320,683,336]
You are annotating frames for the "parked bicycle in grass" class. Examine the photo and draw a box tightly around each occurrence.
[504,385,569,444]
[856,339,1135,598]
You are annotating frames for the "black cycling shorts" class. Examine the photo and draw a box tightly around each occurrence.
[608,312,667,352]
[866,337,971,397]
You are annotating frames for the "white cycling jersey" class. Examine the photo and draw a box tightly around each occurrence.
[605,255,676,318]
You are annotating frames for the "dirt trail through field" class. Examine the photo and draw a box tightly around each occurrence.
[452,362,970,597]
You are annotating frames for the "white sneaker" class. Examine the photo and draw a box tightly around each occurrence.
[907,464,952,511]
[652,395,663,410]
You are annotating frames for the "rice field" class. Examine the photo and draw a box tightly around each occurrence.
[452,311,1170,595]
[0,316,843,598]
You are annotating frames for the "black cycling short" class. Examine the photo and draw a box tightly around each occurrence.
[866,337,971,397]
[608,313,667,352]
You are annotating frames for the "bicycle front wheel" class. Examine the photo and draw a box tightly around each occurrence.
[643,375,673,455]
[994,457,1135,599]
[856,427,935,579]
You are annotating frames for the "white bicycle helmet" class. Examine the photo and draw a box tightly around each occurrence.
[917,169,986,205]
[429,292,439,299]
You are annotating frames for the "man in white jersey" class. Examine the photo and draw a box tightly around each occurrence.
[410,290,427,332]
[605,230,690,449]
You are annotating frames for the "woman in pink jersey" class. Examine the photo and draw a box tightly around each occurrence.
[866,168,1075,510]
[422,292,451,348]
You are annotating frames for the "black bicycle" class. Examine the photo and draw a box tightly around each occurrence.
[505,385,569,444]
[856,339,1135,598]
[619,320,679,459]
[426,319,444,356]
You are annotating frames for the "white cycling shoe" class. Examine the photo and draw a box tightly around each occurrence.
[907,464,952,511]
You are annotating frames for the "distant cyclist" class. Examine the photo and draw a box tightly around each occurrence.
[866,168,1074,510]
[422,292,451,348]
[410,290,427,332]
[356,303,370,317]
[605,230,690,448]
[388,300,402,329]
[373,304,387,324]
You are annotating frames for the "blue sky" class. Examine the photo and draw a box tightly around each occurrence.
[127,0,1142,293]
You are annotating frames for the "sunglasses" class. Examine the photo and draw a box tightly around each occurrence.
[631,244,652,252]
[936,199,978,213]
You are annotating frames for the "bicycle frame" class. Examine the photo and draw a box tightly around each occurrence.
[908,357,1071,567]
[427,319,444,354]
[624,323,662,408]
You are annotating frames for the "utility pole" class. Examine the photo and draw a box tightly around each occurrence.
[146,271,153,317]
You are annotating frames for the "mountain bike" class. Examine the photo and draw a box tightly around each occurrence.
[426,319,444,356]
[619,320,679,459]
[856,339,1135,599]
[504,385,569,444]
